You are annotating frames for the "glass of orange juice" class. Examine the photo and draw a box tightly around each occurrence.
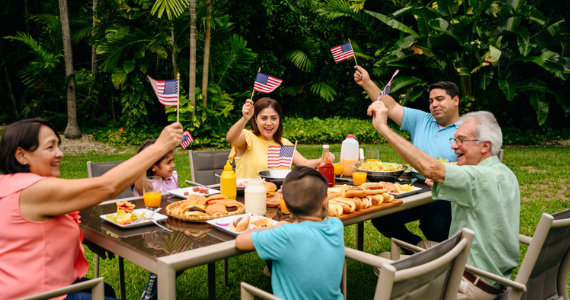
[352,171,367,186]
[143,176,162,211]
[332,152,344,176]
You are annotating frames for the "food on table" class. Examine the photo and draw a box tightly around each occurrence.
[329,198,356,214]
[328,202,344,217]
[116,201,135,213]
[206,194,228,203]
[263,182,277,198]
[106,209,145,225]
[359,161,405,172]
[184,191,189,196]
[193,187,200,192]
[394,183,414,192]
[341,186,366,198]
[230,215,250,232]
[361,182,387,195]
[207,199,241,212]
[252,217,272,228]
[236,180,248,187]
[327,186,342,199]
[199,187,209,193]
[206,203,227,216]
[378,181,398,193]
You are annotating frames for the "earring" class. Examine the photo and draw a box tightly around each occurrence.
[22,162,27,166]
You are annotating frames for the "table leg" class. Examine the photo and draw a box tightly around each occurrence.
[119,257,125,299]
[157,261,177,300]
[208,262,216,300]
[356,222,364,251]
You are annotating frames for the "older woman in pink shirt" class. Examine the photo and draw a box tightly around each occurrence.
[0,118,182,300]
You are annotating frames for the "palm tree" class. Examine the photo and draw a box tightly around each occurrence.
[59,0,81,138]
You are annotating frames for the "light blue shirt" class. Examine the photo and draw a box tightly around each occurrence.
[402,107,460,161]
[251,217,345,300]
[432,156,520,286]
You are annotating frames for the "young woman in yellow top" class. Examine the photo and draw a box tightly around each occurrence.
[227,97,324,178]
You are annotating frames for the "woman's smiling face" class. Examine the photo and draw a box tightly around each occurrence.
[255,107,280,141]
[24,125,64,177]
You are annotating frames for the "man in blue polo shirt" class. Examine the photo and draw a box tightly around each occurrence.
[354,66,460,249]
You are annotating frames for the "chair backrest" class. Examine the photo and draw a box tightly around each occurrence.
[498,149,504,163]
[87,161,134,200]
[377,228,474,300]
[502,209,570,300]
[19,277,105,300]
[188,150,232,186]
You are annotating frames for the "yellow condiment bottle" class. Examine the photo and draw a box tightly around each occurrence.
[220,160,237,199]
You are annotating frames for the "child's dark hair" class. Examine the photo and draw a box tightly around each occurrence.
[281,166,328,218]
[137,139,170,177]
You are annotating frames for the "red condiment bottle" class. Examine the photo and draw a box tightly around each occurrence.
[318,145,335,187]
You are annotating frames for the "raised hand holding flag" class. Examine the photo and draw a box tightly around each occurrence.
[180,130,194,150]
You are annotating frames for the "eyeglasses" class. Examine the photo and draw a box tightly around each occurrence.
[449,137,480,146]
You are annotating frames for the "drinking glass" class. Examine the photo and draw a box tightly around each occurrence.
[143,176,162,211]
[332,152,344,176]
[366,149,379,162]
[352,165,367,186]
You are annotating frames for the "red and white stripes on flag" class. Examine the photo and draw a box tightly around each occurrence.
[267,145,295,168]
[253,72,282,93]
[147,75,179,106]
[377,70,400,100]
[180,130,194,149]
[330,42,355,63]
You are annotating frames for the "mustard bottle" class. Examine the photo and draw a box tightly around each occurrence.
[220,160,237,199]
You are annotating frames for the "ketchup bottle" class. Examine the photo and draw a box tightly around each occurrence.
[318,145,335,187]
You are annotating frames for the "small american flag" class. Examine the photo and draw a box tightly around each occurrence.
[180,130,194,149]
[330,42,355,63]
[267,145,295,169]
[253,72,282,93]
[147,75,179,106]
[377,70,400,100]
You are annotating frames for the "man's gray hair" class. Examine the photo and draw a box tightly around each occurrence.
[461,111,502,155]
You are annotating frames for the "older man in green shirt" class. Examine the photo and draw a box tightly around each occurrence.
[367,102,519,300]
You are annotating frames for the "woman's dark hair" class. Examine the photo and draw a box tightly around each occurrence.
[0,118,61,174]
[137,139,171,177]
[250,97,284,146]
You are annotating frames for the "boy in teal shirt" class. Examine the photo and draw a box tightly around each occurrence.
[236,167,344,300]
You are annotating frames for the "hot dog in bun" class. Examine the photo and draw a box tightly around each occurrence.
[329,198,356,214]
[341,186,366,198]
[379,182,398,194]
[328,202,343,217]
[230,215,250,232]
[361,182,387,195]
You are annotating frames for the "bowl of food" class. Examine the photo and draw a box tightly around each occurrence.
[258,170,292,188]
[354,161,407,182]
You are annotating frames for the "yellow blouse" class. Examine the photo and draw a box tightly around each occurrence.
[229,129,293,179]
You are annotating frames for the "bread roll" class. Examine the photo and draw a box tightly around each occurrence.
[206,203,227,216]
[382,193,395,203]
[328,203,343,217]
[341,186,366,198]
[263,182,277,197]
[361,182,387,195]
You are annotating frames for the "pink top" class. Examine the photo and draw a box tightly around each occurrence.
[0,173,89,300]
[133,170,178,196]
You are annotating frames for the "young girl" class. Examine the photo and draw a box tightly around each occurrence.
[133,139,178,196]
[133,139,180,300]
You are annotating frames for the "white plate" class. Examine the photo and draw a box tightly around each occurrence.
[168,187,220,198]
[388,186,422,197]
[100,209,168,228]
[206,213,278,236]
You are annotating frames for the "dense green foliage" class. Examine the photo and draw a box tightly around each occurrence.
[1,0,569,144]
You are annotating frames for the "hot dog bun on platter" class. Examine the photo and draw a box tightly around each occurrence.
[327,186,342,199]
[328,202,344,217]
[379,181,398,194]
[252,217,273,228]
[329,198,357,214]
[230,215,250,232]
[361,182,387,195]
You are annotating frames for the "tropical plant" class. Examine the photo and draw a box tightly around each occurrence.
[319,0,570,126]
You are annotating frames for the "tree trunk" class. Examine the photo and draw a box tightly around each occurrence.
[189,0,197,110]
[59,0,82,139]
[171,26,177,77]
[201,0,212,107]
[3,65,19,117]
[90,0,98,121]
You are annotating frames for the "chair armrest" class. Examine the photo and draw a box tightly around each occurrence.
[390,238,425,260]
[241,282,284,300]
[184,180,220,189]
[519,234,532,245]
[344,247,392,268]
[19,277,106,300]
[464,265,527,293]
[185,180,201,186]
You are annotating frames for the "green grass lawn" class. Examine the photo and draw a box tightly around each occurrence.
[60,144,570,299]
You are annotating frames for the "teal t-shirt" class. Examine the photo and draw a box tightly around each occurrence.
[432,156,520,285]
[402,107,460,161]
[251,217,344,300]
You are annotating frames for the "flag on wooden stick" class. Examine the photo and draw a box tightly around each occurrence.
[330,42,355,63]
[147,75,179,106]
[180,130,194,149]
[377,70,400,100]
[253,72,282,93]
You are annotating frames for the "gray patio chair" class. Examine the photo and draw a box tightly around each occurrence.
[465,209,570,300]
[185,149,233,285]
[498,149,504,163]
[19,277,105,300]
[185,149,232,188]
[241,228,474,300]
[86,160,133,299]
